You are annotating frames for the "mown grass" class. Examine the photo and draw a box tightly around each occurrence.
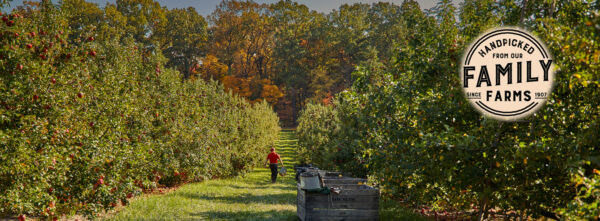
[380,200,430,221]
[104,129,428,221]
[104,130,298,221]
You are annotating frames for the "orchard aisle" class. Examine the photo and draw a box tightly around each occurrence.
[105,130,299,221]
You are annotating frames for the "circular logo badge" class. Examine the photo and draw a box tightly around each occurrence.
[460,28,554,121]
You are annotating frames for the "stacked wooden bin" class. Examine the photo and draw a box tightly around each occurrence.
[297,170,380,221]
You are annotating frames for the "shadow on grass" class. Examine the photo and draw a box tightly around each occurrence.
[104,130,301,221]
[188,209,299,221]
[379,200,431,221]
[176,192,297,205]
[206,183,295,191]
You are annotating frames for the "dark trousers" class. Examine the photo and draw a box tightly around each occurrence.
[269,164,278,183]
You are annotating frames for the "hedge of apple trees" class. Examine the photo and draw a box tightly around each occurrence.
[297,0,599,220]
[0,3,279,219]
[297,103,336,168]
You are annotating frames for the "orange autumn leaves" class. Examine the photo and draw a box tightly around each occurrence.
[188,0,283,105]
[221,76,283,104]
[193,54,283,104]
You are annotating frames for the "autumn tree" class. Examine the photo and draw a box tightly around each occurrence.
[269,0,330,125]
[206,0,283,104]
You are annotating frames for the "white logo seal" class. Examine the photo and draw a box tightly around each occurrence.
[461,28,554,121]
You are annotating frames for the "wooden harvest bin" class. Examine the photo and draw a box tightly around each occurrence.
[297,173,379,221]
[322,178,367,185]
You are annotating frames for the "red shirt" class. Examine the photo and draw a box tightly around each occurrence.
[267,152,280,164]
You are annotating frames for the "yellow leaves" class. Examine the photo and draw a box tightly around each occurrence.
[582,80,589,87]
[495,161,501,168]
[220,75,284,104]
[593,169,600,175]
[260,84,284,103]
[222,76,252,98]
[197,54,228,80]
[523,157,528,165]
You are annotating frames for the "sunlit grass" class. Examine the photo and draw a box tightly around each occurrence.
[104,129,428,221]
[104,130,299,221]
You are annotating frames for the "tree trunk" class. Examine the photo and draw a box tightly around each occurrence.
[549,0,556,18]
[519,0,529,24]
[477,197,488,221]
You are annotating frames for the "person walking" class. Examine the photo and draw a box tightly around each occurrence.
[264,147,284,183]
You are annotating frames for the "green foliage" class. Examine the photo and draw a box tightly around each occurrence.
[296,103,336,168]
[106,130,298,221]
[298,0,600,220]
[162,7,207,79]
[558,172,600,220]
[0,3,279,219]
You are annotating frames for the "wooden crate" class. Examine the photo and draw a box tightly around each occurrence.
[318,170,342,178]
[322,177,368,185]
[297,181,379,221]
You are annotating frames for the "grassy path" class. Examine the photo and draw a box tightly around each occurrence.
[104,129,427,221]
[105,130,299,221]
